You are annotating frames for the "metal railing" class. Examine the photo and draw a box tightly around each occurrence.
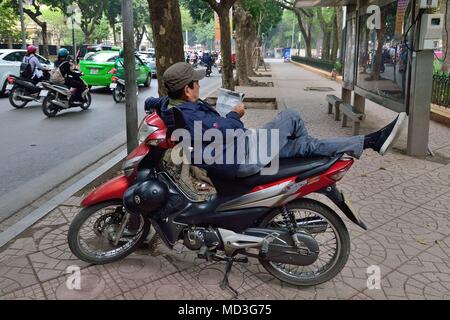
[432,73,450,108]
[291,56,335,72]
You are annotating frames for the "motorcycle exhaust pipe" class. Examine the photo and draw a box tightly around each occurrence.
[51,100,68,109]
[18,95,35,101]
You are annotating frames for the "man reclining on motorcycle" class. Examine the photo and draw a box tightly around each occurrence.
[148,62,406,179]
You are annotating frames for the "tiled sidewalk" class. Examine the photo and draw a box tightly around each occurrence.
[0,60,449,300]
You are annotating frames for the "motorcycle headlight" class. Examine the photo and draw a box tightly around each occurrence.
[138,120,159,144]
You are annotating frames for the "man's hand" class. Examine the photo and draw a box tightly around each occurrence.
[232,103,245,118]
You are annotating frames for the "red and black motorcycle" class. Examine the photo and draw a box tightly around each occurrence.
[68,104,367,290]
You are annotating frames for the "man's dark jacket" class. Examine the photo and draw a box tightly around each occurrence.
[145,97,247,179]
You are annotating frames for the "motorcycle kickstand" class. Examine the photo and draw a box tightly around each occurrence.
[220,258,239,297]
[217,255,248,298]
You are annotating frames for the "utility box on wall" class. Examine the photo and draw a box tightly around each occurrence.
[418,14,444,50]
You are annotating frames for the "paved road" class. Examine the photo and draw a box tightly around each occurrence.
[0,70,221,219]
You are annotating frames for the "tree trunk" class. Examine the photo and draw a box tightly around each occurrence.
[331,9,339,64]
[371,13,386,80]
[112,23,117,45]
[218,8,234,90]
[40,22,48,58]
[7,35,13,49]
[295,10,312,58]
[135,26,145,50]
[148,0,185,96]
[322,30,330,60]
[335,7,343,63]
[234,2,252,86]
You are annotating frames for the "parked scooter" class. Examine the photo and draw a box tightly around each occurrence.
[68,100,367,291]
[6,73,49,108]
[40,73,91,117]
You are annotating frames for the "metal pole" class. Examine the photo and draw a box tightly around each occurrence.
[291,18,295,48]
[122,0,138,154]
[72,17,76,62]
[19,0,27,49]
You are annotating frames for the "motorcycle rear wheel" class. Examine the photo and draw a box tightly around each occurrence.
[112,87,124,103]
[257,199,350,287]
[80,92,92,110]
[68,200,150,264]
[42,94,58,117]
[9,87,28,108]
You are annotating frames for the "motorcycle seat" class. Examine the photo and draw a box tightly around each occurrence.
[208,156,341,196]
[236,157,332,186]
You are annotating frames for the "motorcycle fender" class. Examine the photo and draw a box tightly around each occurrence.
[317,184,367,230]
[81,175,131,207]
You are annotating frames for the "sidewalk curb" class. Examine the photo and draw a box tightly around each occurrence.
[0,149,127,248]
[290,60,343,84]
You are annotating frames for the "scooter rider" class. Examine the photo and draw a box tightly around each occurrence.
[22,45,50,84]
[54,48,87,103]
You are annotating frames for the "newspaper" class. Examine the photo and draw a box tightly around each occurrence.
[215,88,245,117]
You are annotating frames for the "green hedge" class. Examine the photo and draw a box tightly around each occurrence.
[291,56,335,72]
[432,73,450,107]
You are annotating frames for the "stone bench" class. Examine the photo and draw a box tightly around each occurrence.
[340,103,365,135]
[326,94,343,121]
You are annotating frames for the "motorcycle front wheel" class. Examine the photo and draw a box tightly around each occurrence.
[42,93,59,117]
[68,200,150,264]
[9,87,28,108]
[112,87,124,103]
[257,199,350,287]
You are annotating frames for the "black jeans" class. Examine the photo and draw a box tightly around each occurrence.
[66,78,86,101]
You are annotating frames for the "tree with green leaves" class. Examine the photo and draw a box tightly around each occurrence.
[0,0,22,47]
[148,0,185,96]
[181,0,214,24]
[75,0,107,43]
[240,0,282,75]
[9,0,71,57]
[42,7,66,46]
[203,0,239,90]
[103,0,121,45]
[134,0,151,49]
[275,0,314,58]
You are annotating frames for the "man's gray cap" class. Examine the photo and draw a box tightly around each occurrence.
[163,62,205,92]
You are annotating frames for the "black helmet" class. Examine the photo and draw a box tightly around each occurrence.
[123,179,168,214]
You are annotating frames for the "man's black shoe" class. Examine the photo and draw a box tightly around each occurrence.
[371,112,407,155]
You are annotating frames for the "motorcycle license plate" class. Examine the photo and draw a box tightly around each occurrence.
[40,90,49,97]
[110,83,117,89]
[91,69,99,75]
[6,84,13,91]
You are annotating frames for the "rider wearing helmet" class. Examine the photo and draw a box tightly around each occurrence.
[54,48,87,103]
[22,45,49,84]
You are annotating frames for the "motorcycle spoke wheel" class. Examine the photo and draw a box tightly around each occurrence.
[258,199,350,286]
[68,201,150,264]
[9,88,28,108]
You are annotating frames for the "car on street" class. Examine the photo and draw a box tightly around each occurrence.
[76,44,120,62]
[79,50,152,87]
[139,51,157,78]
[0,49,53,96]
